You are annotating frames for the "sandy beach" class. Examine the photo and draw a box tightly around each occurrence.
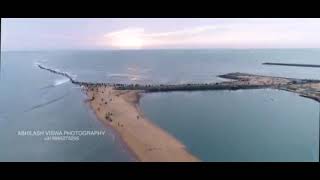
[82,85,199,162]
[37,63,320,161]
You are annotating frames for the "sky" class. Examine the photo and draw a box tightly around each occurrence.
[2,18,320,50]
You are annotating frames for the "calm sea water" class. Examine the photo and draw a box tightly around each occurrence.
[0,49,319,161]
[140,90,319,162]
[0,51,134,161]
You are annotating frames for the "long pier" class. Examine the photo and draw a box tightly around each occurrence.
[38,64,112,86]
[37,64,320,102]
[37,64,274,91]
[263,62,320,68]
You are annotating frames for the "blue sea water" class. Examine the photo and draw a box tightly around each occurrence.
[140,90,319,162]
[0,49,319,161]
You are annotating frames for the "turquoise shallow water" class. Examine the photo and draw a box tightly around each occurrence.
[0,49,319,161]
[140,89,319,162]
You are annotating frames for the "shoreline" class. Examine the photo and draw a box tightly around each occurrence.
[82,85,200,162]
[83,87,140,161]
[83,92,140,162]
[37,64,320,161]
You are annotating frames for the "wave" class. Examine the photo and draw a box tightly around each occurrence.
[40,78,70,90]
[33,62,41,68]
[108,73,144,81]
[127,67,151,73]
[54,78,70,86]
[37,63,78,81]
[127,67,137,71]
[33,60,48,67]
[108,73,135,77]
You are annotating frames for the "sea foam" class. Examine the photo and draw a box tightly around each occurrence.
[54,78,70,86]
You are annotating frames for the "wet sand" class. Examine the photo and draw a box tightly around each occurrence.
[82,85,199,162]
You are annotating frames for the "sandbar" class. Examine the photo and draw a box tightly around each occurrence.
[82,85,199,162]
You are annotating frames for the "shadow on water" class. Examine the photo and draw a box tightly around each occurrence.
[23,92,70,113]
[0,91,71,123]
[39,84,55,90]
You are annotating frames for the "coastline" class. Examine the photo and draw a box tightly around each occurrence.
[37,64,320,161]
[82,85,200,162]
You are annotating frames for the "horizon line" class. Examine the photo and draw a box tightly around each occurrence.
[2,47,320,52]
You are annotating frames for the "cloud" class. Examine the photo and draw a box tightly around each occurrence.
[105,28,145,38]
[101,20,320,49]
[3,18,320,50]
[103,25,224,48]
[145,25,221,37]
[103,28,145,49]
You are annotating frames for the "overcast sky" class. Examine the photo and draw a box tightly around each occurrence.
[2,18,320,50]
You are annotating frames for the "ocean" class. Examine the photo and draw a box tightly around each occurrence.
[0,49,319,161]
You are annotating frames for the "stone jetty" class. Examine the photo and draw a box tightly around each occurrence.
[263,62,320,68]
[38,64,320,102]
